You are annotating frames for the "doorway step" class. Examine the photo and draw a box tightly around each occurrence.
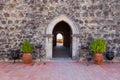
[51,58,76,62]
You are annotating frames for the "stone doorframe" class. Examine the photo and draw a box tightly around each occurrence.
[45,15,80,59]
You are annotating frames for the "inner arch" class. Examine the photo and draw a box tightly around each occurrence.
[56,33,63,46]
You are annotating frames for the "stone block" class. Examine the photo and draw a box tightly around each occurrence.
[1,21,6,24]
[0,39,7,44]
[8,20,13,24]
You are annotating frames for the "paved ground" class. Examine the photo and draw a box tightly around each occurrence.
[0,61,120,80]
[53,44,71,58]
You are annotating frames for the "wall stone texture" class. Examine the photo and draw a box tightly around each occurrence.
[0,0,120,60]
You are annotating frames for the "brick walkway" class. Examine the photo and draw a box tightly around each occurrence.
[0,62,120,80]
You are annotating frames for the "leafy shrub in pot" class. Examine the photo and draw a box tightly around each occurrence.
[21,39,33,64]
[90,38,106,64]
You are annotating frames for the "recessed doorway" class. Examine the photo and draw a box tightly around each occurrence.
[53,21,72,58]
[45,15,80,59]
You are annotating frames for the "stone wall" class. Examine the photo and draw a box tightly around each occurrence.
[0,0,120,59]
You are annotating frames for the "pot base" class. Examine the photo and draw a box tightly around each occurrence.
[94,53,103,65]
[22,54,32,64]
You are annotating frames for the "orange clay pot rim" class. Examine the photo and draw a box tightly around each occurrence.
[95,53,103,54]
[23,53,31,54]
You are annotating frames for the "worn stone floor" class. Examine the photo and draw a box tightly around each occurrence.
[0,61,120,80]
[53,44,71,58]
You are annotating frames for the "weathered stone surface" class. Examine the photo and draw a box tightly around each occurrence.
[0,0,120,59]
[4,13,10,17]
[0,39,7,44]
[0,4,4,10]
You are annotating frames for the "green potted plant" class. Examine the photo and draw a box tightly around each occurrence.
[90,38,106,64]
[21,39,33,64]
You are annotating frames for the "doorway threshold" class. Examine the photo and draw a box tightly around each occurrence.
[51,58,76,62]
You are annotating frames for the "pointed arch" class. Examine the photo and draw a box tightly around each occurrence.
[45,15,80,59]
[46,15,79,35]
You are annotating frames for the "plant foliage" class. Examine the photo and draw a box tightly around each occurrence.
[90,38,106,54]
[21,39,33,53]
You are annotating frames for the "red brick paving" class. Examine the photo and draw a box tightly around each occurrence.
[0,62,120,80]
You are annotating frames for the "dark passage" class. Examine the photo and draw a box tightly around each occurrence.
[52,21,72,58]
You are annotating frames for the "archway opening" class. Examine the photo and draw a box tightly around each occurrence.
[52,21,72,58]
[56,33,64,46]
[45,15,80,59]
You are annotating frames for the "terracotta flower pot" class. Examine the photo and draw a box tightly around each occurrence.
[94,53,103,65]
[22,53,32,64]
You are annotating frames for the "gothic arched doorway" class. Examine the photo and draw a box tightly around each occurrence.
[45,15,79,59]
[52,21,72,58]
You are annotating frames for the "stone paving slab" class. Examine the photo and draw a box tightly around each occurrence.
[0,62,120,80]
